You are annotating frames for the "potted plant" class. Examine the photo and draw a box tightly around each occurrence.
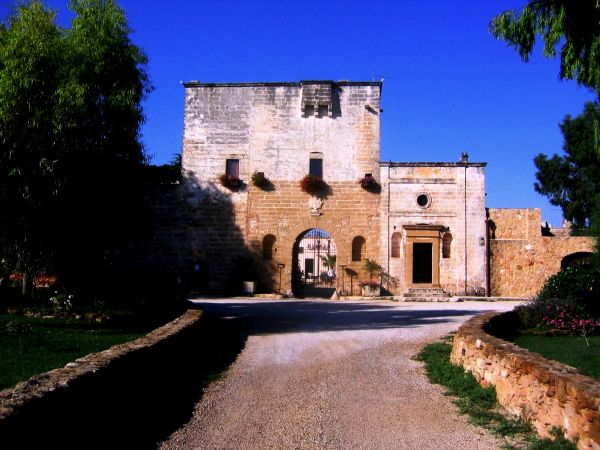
[251,171,272,190]
[361,258,382,296]
[300,174,328,196]
[219,173,243,190]
[358,174,381,193]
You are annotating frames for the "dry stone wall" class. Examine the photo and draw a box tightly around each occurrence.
[488,209,595,297]
[0,310,203,446]
[451,312,600,450]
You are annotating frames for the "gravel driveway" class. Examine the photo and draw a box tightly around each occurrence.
[160,299,522,450]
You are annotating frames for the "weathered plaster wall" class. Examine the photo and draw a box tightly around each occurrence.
[451,312,600,450]
[379,163,488,295]
[181,81,382,292]
[488,208,595,297]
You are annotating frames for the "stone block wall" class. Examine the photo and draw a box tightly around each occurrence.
[180,81,383,292]
[246,181,381,293]
[379,162,488,295]
[488,208,595,297]
[451,312,600,450]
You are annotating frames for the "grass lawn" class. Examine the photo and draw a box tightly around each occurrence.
[513,334,600,381]
[0,314,146,390]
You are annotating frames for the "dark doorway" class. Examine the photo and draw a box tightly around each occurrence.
[413,243,432,284]
[561,252,594,269]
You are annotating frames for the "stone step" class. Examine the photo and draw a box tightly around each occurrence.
[404,288,449,298]
[401,297,452,302]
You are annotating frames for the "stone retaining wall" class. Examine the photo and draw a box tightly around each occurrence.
[0,309,203,446]
[451,312,600,450]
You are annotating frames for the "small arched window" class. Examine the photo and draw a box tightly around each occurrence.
[352,236,366,261]
[442,233,452,259]
[391,232,401,258]
[262,234,276,260]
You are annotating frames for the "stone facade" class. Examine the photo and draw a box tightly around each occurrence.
[160,79,596,297]
[451,312,600,450]
[178,80,492,296]
[380,162,487,296]
[181,81,382,293]
[488,208,595,297]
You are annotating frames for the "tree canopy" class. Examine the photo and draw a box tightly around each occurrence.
[0,0,151,296]
[490,0,600,94]
[534,102,600,228]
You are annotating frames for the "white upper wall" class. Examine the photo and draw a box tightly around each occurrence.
[182,81,382,183]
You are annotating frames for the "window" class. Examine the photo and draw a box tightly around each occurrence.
[442,233,452,259]
[262,234,276,260]
[391,232,401,258]
[304,105,315,117]
[416,193,431,208]
[226,159,239,178]
[309,158,323,178]
[318,105,328,117]
[352,236,366,261]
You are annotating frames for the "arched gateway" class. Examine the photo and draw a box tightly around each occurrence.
[292,228,337,298]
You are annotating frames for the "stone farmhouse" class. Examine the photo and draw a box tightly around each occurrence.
[163,80,594,298]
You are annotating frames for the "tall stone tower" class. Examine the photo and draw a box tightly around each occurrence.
[181,81,383,293]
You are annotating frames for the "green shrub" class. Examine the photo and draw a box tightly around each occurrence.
[538,262,600,317]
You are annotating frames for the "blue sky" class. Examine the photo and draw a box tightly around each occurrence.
[2,0,596,226]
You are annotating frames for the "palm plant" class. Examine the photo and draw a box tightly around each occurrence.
[320,254,336,269]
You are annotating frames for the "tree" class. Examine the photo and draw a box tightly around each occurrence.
[0,1,63,294]
[0,0,150,298]
[534,102,600,227]
[52,0,151,293]
[490,1,600,94]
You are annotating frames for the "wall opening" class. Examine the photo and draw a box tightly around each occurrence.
[561,252,594,269]
[292,228,337,298]
[442,233,452,258]
[412,243,433,284]
[391,232,401,258]
[262,234,276,260]
[352,236,366,261]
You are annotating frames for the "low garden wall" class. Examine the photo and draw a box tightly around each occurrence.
[0,309,204,447]
[451,312,600,450]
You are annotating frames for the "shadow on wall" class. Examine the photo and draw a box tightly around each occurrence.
[140,172,277,295]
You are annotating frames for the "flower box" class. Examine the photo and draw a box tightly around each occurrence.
[358,175,381,193]
[300,174,328,196]
[361,283,381,297]
[251,171,272,190]
[219,173,243,190]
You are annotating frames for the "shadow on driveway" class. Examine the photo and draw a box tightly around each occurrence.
[193,299,501,336]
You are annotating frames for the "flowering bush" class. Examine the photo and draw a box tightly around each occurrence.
[515,263,600,344]
[219,173,243,189]
[539,300,600,346]
[300,174,328,196]
[358,174,381,193]
[50,293,74,313]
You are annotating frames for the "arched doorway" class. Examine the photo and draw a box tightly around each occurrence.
[561,252,594,269]
[292,228,337,298]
